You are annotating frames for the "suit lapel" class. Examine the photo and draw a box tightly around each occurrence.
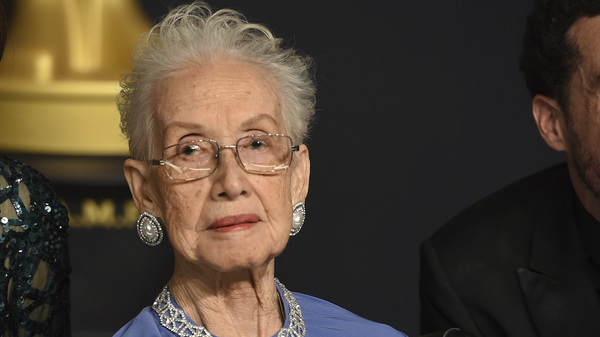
[517,185,600,336]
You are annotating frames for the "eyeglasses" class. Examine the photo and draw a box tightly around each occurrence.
[151,134,299,181]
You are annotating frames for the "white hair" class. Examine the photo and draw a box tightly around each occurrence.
[118,1,316,161]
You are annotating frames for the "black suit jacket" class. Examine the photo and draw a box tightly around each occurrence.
[420,163,600,337]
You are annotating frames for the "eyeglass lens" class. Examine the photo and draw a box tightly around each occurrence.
[162,134,292,180]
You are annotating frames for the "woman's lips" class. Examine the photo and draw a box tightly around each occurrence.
[209,214,260,232]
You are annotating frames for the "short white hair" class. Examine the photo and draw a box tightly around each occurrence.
[118,1,316,161]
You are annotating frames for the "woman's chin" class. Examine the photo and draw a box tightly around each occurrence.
[177,249,280,276]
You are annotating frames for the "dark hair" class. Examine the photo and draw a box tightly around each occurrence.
[519,0,600,110]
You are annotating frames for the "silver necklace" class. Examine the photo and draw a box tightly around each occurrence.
[152,278,306,337]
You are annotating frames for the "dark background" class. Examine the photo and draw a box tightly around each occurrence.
[5,1,565,336]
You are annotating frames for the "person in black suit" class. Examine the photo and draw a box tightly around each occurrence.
[420,1,600,336]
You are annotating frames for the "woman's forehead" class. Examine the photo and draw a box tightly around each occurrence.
[161,113,282,137]
[153,60,284,140]
[158,60,279,112]
[160,58,279,98]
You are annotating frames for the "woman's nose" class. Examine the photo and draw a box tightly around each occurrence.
[210,147,249,199]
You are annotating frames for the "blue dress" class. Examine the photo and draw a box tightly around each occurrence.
[114,280,406,337]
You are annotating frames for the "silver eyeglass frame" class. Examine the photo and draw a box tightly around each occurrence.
[150,133,300,182]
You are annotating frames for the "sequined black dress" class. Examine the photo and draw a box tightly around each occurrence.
[0,156,70,336]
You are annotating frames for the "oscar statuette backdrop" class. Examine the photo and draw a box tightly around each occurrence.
[0,0,174,334]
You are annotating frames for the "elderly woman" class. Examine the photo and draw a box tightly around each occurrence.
[114,2,406,336]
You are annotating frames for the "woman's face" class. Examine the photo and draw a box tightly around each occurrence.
[140,57,309,273]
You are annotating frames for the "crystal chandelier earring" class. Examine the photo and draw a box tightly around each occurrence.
[137,211,164,246]
[290,202,305,236]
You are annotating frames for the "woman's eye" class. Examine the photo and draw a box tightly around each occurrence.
[182,144,201,156]
[249,140,266,150]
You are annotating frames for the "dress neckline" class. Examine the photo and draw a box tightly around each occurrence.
[152,278,306,337]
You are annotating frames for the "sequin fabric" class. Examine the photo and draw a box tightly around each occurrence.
[0,156,70,336]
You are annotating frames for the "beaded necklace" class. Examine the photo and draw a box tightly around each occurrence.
[152,278,306,337]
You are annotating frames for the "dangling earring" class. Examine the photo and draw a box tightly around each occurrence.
[137,211,164,246]
[290,202,305,236]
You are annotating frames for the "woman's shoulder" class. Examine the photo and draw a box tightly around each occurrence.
[113,307,170,337]
[293,292,407,337]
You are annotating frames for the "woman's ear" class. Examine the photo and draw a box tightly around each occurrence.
[123,158,157,214]
[532,94,568,152]
[291,144,310,204]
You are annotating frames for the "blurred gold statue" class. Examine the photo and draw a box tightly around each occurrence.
[0,0,152,156]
